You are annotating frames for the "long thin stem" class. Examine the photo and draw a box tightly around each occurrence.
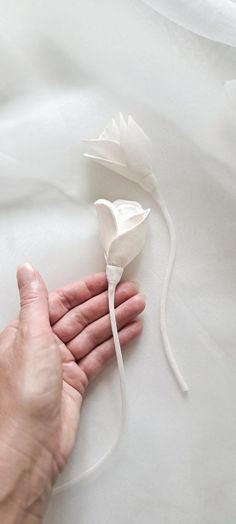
[106,266,126,422]
[153,190,188,393]
[54,265,125,495]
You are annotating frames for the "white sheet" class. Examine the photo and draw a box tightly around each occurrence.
[0,1,236,522]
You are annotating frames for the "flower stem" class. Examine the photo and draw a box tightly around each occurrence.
[153,190,189,393]
[53,264,125,495]
[106,264,126,420]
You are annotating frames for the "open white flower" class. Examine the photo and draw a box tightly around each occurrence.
[84,114,157,192]
[95,199,150,268]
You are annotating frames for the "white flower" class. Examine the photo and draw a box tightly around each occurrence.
[84,114,157,192]
[95,199,150,268]
[86,115,188,392]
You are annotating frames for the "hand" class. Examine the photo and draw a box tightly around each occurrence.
[0,264,145,523]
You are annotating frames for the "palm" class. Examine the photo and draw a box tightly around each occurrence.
[48,273,145,469]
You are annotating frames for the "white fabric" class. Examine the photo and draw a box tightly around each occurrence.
[0,1,236,523]
[143,0,236,47]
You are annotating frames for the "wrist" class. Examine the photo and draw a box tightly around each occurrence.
[0,420,56,524]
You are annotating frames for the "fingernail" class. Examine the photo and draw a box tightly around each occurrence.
[17,263,35,286]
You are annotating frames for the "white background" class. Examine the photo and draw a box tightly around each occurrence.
[0,1,236,522]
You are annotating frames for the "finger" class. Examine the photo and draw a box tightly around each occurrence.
[62,361,88,397]
[53,281,139,344]
[49,273,108,325]
[17,264,50,337]
[68,294,145,360]
[79,319,143,383]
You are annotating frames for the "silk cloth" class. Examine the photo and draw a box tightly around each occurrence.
[0,1,236,522]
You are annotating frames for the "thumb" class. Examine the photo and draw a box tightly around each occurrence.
[17,263,50,336]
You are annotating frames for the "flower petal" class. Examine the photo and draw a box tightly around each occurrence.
[120,209,150,234]
[107,208,150,268]
[101,118,121,141]
[83,138,126,165]
[114,201,147,233]
[118,113,128,135]
[84,153,126,168]
[113,199,143,209]
[122,115,152,176]
[94,199,119,255]
[84,153,135,183]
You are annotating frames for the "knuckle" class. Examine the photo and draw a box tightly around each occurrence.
[20,293,39,307]
[73,307,89,330]
[84,327,97,349]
